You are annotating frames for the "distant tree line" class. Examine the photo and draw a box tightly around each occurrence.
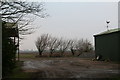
[35,34,94,57]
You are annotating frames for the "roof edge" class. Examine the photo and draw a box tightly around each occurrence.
[94,28,120,37]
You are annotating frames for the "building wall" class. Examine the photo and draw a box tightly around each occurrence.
[94,31,120,61]
[0,17,2,79]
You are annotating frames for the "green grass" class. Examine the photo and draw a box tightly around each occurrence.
[4,61,33,78]
[15,53,37,59]
[19,53,36,58]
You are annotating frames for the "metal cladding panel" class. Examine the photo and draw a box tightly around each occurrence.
[95,31,120,62]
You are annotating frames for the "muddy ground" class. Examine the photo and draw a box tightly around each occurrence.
[21,57,120,78]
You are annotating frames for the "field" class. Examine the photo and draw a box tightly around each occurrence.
[6,53,120,79]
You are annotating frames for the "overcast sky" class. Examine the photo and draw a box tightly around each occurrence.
[20,2,118,51]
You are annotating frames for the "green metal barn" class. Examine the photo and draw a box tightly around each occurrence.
[94,28,120,62]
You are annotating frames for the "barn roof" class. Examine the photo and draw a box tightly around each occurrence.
[94,28,120,36]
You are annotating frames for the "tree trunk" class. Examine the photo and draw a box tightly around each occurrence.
[71,49,75,56]
[77,51,83,56]
[50,51,53,57]
[61,51,64,57]
[38,50,43,56]
[49,49,54,57]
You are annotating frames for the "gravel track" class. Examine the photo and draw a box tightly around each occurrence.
[21,58,120,78]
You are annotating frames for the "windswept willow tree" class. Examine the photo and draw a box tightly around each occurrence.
[35,34,50,56]
[69,40,77,56]
[47,36,59,56]
[76,39,93,56]
[1,0,48,36]
[58,38,71,56]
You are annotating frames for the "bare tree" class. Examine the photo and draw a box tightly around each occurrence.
[58,38,71,56]
[76,39,93,56]
[82,39,93,52]
[76,39,84,56]
[1,0,48,35]
[69,40,77,56]
[35,34,50,56]
[47,36,58,56]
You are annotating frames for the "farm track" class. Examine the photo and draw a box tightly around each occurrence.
[21,57,120,78]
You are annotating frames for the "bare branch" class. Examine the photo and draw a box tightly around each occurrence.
[35,34,50,56]
[47,36,58,56]
[1,0,48,36]
[58,38,71,56]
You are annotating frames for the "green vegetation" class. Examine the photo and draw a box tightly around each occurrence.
[2,22,17,77]
[3,61,33,79]
[19,53,36,59]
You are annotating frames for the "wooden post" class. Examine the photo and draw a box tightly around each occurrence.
[13,37,16,62]
[14,37,15,45]
[18,37,19,61]
[18,28,19,61]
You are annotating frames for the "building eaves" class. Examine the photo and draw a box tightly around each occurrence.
[94,28,120,37]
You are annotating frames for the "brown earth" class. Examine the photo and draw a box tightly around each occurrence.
[20,55,120,78]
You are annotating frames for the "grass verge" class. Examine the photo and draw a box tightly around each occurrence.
[2,61,34,79]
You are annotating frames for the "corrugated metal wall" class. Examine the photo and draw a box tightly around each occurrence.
[94,31,120,62]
